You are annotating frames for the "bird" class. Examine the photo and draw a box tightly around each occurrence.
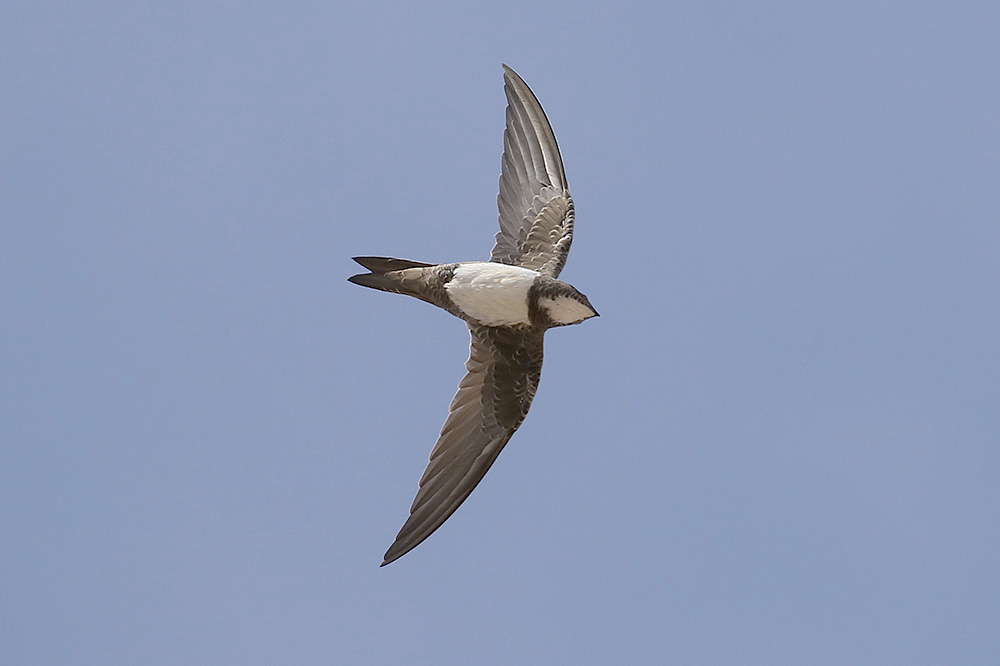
[349,65,598,566]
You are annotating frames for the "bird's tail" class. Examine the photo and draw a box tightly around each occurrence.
[348,256,435,294]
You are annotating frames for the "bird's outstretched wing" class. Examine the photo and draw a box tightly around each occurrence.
[382,324,544,565]
[491,65,574,279]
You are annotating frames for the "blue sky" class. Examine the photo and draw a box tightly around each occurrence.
[3,1,998,664]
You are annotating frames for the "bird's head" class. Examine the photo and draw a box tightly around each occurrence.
[531,278,599,327]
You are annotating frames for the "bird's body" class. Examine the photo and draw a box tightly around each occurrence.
[446,262,539,327]
[349,66,597,566]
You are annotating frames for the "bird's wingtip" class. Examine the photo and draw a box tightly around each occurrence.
[380,550,402,567]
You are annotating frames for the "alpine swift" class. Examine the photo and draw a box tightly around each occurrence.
[349,65,598,566]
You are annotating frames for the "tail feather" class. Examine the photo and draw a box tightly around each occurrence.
[352,256,433,273]
[348,256,435,296]
[348,272,406,293]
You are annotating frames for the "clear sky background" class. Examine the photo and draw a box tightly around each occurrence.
[3,1,998,664]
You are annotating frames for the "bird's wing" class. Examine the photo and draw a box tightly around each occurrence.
[491,65,574,279]
[382,324,544,565]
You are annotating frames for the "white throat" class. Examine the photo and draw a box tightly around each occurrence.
[540,294,595,325]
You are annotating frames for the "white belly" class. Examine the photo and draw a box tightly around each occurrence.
[444,262,539,326]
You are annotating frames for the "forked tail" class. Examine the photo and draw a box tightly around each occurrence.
[347,256,434,294]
